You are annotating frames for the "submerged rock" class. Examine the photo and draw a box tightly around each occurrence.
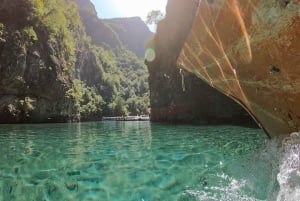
[67,170,81,176]
[65,182,78,191]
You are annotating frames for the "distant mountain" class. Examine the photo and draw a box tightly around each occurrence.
[105,17,153,57]
[73,0,152,57]
[71,0,150,117]
[72,0,122,49]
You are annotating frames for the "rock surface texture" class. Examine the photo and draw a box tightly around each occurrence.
[146,0,256,126]
[0,0,79,123]
[0,0,151,123]
[178,0,300,137]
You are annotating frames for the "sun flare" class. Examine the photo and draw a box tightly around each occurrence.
[113,0,167,19]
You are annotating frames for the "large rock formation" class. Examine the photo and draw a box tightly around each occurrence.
[177,0,300,137]
[72,0,122,49]
[73,0,151,117]
[146,0,256,126]
[0,0,151,123]
[74,0,152,57]
[0,0,81,123]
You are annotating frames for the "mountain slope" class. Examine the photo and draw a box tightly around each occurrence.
[73,0,152,57]
[105,17,153,57]
[0,0,150,123]
[72,0,122,49]
[73,0,150,116]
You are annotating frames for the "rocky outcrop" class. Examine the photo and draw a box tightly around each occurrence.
[0,0,83,123]
[0,39,74,123]
[74,0,152,57]
[146,0,256,126]
[0,0,151,123]
[177,0,300,137]
[73,0,122,49]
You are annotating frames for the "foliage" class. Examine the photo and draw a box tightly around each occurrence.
[104,17,153,57]
[109,96,128,116]
[23,26,38,43]
[126,94,149,115]
[32,0,86,71]
[80,36,149,116]
[146,10,164,25]
[67,79,104,119]
[69,0,151,117]
[0,23,4,33]
[80,86,104,118]
[66,79,84,110]
[1,0,151,121]
[74,0,122,48]
[19,97,35,116]
[113,47,150,115]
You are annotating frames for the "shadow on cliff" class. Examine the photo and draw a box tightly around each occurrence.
[145,0,258,128]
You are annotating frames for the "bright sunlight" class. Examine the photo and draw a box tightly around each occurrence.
[91,0,167,20]
[115,0,167,19]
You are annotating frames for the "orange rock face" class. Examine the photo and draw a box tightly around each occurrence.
[178,0,300,137]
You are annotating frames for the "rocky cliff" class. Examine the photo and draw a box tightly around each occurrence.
[74,0,152,57]
[72,0,122,49]
[177,0,300,137]
[0,0,84,123]
[146,0,256,126]
[0,0,151,123]
[73,0,151,117]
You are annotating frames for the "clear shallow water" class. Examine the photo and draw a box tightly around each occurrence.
[0,121,299,201]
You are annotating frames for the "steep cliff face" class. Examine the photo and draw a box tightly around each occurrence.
[0,0,151,123]
[0,0,84,123]
[146,0,256,125]
[72,0,122,49]
[177,0,300,136]
[74,0,152,57]
[73,0,150,117]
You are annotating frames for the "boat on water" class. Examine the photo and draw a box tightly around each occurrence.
[102,115,150,121]
[176,0,300,137]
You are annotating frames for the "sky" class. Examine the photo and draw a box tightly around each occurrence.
[90,0,167,21]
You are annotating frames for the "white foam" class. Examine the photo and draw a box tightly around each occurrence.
[276,132,300,201]
[182,132,300,201]
[184,174,261,201]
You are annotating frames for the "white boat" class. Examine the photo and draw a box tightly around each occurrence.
[102,115,150,121]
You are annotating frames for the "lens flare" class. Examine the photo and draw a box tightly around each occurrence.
[145,48,156,62]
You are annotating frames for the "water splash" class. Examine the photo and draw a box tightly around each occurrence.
[276,132,300,201]
[180,132,300,201]
[182,174,262,201]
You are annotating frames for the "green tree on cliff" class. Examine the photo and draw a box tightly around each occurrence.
[146,10,164,25]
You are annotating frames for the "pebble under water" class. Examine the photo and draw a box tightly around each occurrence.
[0,121,299,201]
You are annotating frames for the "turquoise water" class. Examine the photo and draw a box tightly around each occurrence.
[0,121,298,201]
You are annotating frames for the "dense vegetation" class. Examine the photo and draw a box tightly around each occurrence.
[72,0,151,118]
[0,0,150,122]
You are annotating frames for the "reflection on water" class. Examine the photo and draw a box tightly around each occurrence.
[0,122,299,200]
